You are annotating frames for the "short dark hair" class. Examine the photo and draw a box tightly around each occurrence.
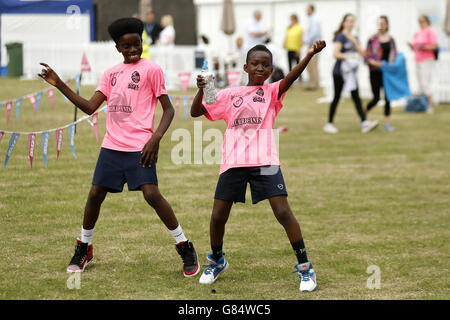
[108,17,144,44]
[246,44,273,64]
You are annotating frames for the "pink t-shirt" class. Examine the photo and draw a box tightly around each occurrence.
[203,80,286,174]
[96,58,167,151]
[412,27,438,62]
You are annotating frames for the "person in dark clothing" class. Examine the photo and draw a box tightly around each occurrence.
[365,16,397,132]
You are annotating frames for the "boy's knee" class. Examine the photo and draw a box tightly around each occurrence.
[143,187,162,207]
[87,186,107,205]
[274,207,294,226]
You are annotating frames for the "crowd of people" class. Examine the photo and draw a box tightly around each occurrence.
[227,4,439,134]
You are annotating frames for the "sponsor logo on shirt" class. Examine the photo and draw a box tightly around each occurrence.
[231,117,263,128]
[108,105,133,113]
[128,83,140,91]
[110,71,122,87]
[253,96,265,103]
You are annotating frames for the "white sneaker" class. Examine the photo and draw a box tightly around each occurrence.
[293,262,317,292]
[199,253,229,284]
[361,120,379,133]
[323,123,338,134]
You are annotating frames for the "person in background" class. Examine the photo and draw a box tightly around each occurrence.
[364,16,397,132]
[304,4,322,90]
[141,11,163,59]
[324,13,379,134]
[284,14,303,72]
[158,14,175,46]
[409,15,438,114]
[246,10,269,49]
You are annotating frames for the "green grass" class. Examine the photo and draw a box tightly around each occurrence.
[0,77,449,300]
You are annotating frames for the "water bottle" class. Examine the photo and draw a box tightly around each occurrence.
[201,60,217,104]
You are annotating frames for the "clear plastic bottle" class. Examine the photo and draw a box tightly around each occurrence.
[201,60,217,104]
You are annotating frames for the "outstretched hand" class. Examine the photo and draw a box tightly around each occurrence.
[308,40,326,55]
[37,63,61,86]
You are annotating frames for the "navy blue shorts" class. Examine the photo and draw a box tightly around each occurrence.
[92,148,158,193]
[214,165,288,204]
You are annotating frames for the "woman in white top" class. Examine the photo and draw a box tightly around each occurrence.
[158,15,175,46]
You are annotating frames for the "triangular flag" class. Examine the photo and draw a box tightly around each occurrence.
[68,124,77,158]
[28,94,37,115]
[75,74,81,95]
[42,131,49,168]
[178,72,191,93]
[182,96,188,120]
[81,52,91,72]
[55,128,63,158]
[226,70,241,87]
[92,113,99,143]
[47,88,55,109]
[175,96,180,118]
[5,101,12,123]
[36,91,43,113]
[4,133,20,168]
[61,80,70,103]
[28,133,36,169]
[0,131,4,144]
[0,102,2,111]
[15,98,22,120]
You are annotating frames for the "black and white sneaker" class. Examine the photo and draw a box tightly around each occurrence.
[175,240,200,277]
[67,239,93,273]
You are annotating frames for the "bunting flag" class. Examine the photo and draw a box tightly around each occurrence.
[178,72,191,93]
[55,128,63,158]
[226,70,241,87]
[0,131,4,144]
[42,131,49,168]
[0,102,2,111]
[175,96,181,118]
[4,133,20,168]
[15,98,22,120]
[80,52,91,72]
[75,74,81,95]
[6,101,12,123]
[48,88,55,109]
[28,94,37,115]
[36,91,43,113]
[182,96,189,120]
[68,124,77,158]
[28,133,36,169]
[189,96,194,109]
[91,113,99,142]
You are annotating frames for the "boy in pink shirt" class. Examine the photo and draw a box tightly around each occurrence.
[191,40,326,292]
[38,18,199,278]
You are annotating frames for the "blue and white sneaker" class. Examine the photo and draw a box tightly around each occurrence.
[199,253,229,284]
[293,262,317,292]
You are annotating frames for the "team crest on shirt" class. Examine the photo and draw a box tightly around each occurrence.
[232,96,243,108]
[256,88,264,96]
[131,71,140,83]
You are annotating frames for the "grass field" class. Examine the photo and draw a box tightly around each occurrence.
[0,77,449,300]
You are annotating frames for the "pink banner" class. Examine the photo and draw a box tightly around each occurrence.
[55,128,63,158]
[92,113,99,143]
[5,101,12,123]
[226,70,241,87]
[28,133,36,169]
[178,72,191,93]
[28,94,37,115]
[0,131,4,144]
[47,88,55,109]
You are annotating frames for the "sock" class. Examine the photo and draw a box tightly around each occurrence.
[81,227,94,244]
[169,225,188,244]
[211,244,223,261]
[291,239,308,264]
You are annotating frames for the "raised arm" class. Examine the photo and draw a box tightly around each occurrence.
[190,75,208,117]
[278,40,326,99]
[38,63,105,115]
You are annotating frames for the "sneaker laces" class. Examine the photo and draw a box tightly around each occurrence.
[292,268,311,281]
[202,263,219,275]
[70,242,87,265]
